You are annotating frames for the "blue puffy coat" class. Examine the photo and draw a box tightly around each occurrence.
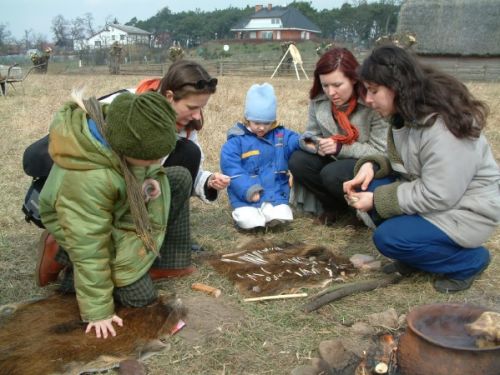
[221,122,300,208]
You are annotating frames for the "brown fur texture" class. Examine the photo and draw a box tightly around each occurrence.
[0,293,187,375]
[210,239,355,297]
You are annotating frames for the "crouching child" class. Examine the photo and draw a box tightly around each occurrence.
[38,91,195,338]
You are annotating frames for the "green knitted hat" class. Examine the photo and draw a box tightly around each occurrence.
[105,91,177,160]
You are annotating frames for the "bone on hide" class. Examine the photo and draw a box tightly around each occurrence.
[210,239,355,297]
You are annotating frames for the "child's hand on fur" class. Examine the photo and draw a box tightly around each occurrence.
[85,314,123,339]
[142,178,161,202]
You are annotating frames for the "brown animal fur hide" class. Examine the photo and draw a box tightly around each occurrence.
[0,293,187,375]
[210,239,355,297]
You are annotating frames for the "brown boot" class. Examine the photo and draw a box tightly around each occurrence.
[36,230,65,287]
[149,265,196,281]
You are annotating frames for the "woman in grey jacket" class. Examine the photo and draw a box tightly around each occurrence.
[289,48,388,224]
[344,45,499,293]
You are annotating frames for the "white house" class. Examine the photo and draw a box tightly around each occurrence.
[74,24,152,50]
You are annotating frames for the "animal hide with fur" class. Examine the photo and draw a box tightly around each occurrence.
[210,239,355,297]
[0,293,187,375]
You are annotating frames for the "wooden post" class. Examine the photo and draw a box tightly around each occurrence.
[271,45,290,79]
[109,42,122,75]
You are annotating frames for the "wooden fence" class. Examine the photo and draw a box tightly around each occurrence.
[197,60,317,78]
[419,56,500,82]
[119,59,317,79]
[119,63,164,76]
[119,57,500,81]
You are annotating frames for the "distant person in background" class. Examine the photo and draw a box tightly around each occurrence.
[135,60,230,202]
[221,83,300,230]
[289,48,388,225]
[344,45,500,293]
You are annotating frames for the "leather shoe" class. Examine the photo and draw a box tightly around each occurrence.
[36,230,65,287]
[433,258,491,293]
[149,265,196,281]
[433,277,475,293]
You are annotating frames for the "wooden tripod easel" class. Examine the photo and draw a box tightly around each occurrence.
[271,44,309,80]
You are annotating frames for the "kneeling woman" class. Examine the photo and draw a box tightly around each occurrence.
[136,60,230,201]
[289,48,388,223]
[344,45,500,293]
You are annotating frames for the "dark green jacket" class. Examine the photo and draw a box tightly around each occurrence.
[39,102,171,322]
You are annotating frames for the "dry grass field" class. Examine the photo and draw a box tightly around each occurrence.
[0,73,499,374]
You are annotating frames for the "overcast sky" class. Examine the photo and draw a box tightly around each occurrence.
[2,0,354,40]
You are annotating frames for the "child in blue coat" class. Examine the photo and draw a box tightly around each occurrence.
[221,83,300,229]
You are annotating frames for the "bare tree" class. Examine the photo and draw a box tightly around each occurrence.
[33,33,49,51]
[83,12,96,37]
[51,14,70,48]
[0,23,12,47]
[23,29,33,49]
[70,17,86,41]
[104,15,116,26]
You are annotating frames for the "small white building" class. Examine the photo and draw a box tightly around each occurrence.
[75,24,152,50]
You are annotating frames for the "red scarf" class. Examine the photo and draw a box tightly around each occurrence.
[331,96,359,145]
[136,78,161,93]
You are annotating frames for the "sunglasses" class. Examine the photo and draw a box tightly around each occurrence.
[180,78,218,90]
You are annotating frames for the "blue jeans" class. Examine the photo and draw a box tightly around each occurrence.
[368,179,490,280]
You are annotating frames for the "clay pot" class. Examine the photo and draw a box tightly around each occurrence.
[398,303,500,375]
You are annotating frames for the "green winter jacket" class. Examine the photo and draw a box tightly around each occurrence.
[39,101,171,322]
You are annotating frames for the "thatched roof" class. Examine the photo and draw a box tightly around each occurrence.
[397,0,500,56]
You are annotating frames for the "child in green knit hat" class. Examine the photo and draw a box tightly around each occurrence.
[38,91,194,339]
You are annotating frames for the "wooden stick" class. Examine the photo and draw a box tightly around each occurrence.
[302,275,402,313]
[243,293,308,302]
[191,283,222,298]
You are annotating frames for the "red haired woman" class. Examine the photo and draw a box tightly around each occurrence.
[290,48,388,224]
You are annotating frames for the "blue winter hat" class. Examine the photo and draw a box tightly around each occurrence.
[244,83,277,122]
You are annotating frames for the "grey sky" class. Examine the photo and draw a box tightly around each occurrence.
[2,0,353,40]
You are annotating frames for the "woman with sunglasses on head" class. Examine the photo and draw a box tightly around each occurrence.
[135,60,230,202]
[289,48,389,225]
[344,45,499,293]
